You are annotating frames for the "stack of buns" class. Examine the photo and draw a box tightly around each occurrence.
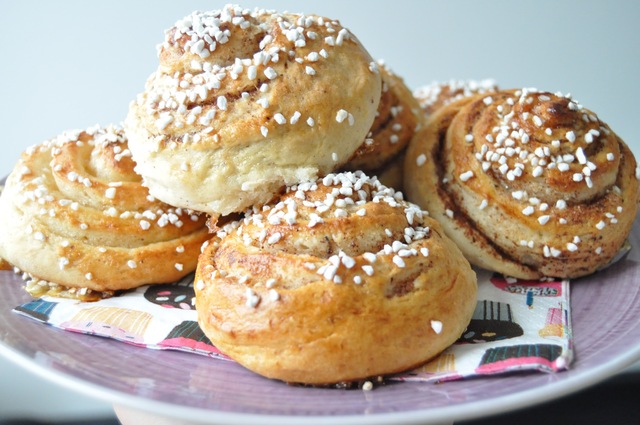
[1,4,637,386]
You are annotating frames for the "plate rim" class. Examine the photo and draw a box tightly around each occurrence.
[2,321,640,425]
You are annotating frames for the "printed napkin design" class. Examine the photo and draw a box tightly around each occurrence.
[15,274,228,360]
[13,269,573,382]
[399,270,572,382]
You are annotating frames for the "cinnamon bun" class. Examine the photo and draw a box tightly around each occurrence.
[0,125,210,300]
[195,171,477,384]
[404,88,639,279]
[125,5,382,217]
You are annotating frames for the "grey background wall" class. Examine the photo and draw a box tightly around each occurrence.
[1,0,639,421]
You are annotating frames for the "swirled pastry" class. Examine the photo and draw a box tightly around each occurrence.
[414,79,498,118]
[125,5,382,217]
[404,88,640,279]
[343,62,422,190]
[413,79,498,118]
[195,171,477,385]
[0,125,210,300]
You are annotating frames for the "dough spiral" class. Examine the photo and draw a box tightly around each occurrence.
[0,125,210,299]
[404,88,640,279]
[126,5,382,217]
[195,171,476,385]
[343,62,422,190]
[414,79,498,118]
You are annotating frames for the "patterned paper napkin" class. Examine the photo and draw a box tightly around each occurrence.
[13,268,573,383]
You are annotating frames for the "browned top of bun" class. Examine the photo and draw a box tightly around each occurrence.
[196,171,477,384]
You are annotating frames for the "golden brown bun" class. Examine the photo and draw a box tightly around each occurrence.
[195,171,477,385]
[126,5,382,217]
[0,125,210,298]
[404,88,640,279]
[343,62,422,191]
[414,79,499,118]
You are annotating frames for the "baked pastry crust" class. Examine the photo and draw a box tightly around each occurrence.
[404,88,639,279]
[343,62,422,191]
[195,171,477,385]
[126,5,382,217]
[414,79,498,118]
[0,125,210,298]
